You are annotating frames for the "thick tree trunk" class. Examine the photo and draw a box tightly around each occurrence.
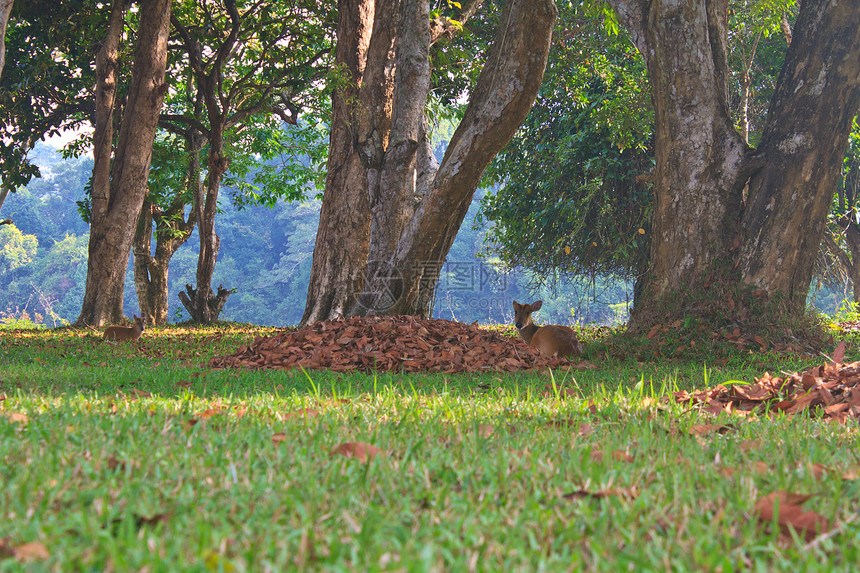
[609,0,751,332]
[300,0,393,325]
[609,0,860,333]
[0,0,14,81]
[76,0,171,327]
[739,0,860,309]
[353,0,557,316]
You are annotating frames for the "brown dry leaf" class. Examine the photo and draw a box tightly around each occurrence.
[182,418,198,431]
[175,380,193,389]
[833,341,847,365]
[577,423,594,437]
[689,423,732,436]
[6,412,28,425]
[129,389,151,398]
[196,406,224,418]
[272,432,287,445]
[754,491,830,542]
[13,541,50,563]
[805,463,829,480]
[590,450,633,463]
[562,487,637,501]
[284,408,320,420]
[477,424,495,438]
[331,442,383,462]
[738,440,761,451]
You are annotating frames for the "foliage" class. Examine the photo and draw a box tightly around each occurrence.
[0,223,37,275]
[480,1,653,285]
[0,0,106,193]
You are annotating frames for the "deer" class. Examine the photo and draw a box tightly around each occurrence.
[512,300,583,358]
[103,314,146,342]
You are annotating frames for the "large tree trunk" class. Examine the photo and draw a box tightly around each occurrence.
[738,1,860,308]
[353,0,557,316]
[608,0,751,332]
[76,0,171,327]
[300,0,394,325]
[0,0,14,81]
[608,0,860,332]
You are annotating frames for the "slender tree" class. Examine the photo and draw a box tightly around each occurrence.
[166,0,333,323]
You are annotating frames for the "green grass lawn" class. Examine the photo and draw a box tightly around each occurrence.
[1,324,859,571]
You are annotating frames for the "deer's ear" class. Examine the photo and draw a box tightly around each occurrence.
[512,300,520,309]
[532,300,543,311]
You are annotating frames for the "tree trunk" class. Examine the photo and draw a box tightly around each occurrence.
[738,0,860,309]
[0,0,14,81]
[133,193,197,326]
[183,121,230,323]
[353,0,557,316]
[300,0,393,325]
[608,0,860,332]
[608,0,751,332]
[76,0,171,327]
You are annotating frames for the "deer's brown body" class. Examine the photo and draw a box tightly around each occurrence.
[103,315,146,342]
[513,300,583,358]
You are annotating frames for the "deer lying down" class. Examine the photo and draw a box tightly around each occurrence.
[513,300,583,358]
[103,314,146,342]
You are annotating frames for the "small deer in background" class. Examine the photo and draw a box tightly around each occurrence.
[512,300,583,358]
[103,314,146,342]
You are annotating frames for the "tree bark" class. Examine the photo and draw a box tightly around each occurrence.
[76,0,171,327]
[739,0,860,308]
[0,0,14,81]
[133,191,198,326]
[300,0,391,325]
[353,0,557,316]
[608,0,860,332]
[609,0,751,330]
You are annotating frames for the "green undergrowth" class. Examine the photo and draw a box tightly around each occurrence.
[1,324,859,571]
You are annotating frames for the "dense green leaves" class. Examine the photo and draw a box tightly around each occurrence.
[480,1,653,285]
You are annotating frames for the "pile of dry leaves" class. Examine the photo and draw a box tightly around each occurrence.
[674,342,860,423]
[209,315,591,373]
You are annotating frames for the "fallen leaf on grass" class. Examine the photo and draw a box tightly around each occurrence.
[284,408,320,420]
[272,432,287,445]
[689,423,733,436]
[577,423,594,437]
[5,413,28,425]
[175,380,193,389]
[591,450,634,463]
[833,341,847,365]
[182,418,198,431]
[754,491,830,542]
[196,404,225,418]
[331,442,383,462]
[477,424,495,438]
[563,487,638,501]
[8,541,50,563]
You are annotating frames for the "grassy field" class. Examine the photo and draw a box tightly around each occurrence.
[2,323,859,571]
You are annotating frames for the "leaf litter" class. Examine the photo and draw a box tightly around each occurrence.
[670,342,860,423]
[210,315,594,373]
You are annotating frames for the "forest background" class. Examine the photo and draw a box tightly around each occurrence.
[1,0,858,329]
